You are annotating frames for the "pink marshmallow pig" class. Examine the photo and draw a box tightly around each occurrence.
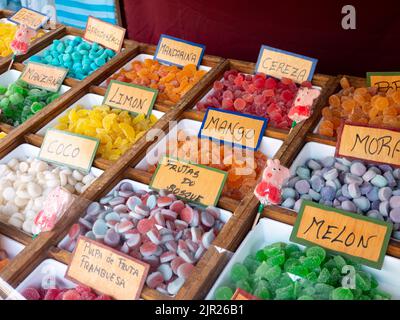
[288,87,321,124]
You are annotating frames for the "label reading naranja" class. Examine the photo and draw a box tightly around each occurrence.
[231,288,259,300]
[154,34,206,68]
[255,45,318,84]
[199,108,268,151]
[19,62,68,93]
[367,72,400,92]
[66,236,150,300]
[290,201,392,269]
[103,80,158,117]
[150,156,228,207]
[336,122,400,167]
[84,16,126,52]
[39,128,99,173]
[9,7,49,30]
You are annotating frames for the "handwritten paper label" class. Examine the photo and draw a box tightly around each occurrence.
[154,34,206,68]
[150,156,227,206]
[9,7,49,30]
[367,72,400,92]
[20,62,68,92]
[336,122,400,167]
[66,236,149,300]
[84,16,126,52]
[255,45,318,84]
[231,288,259,300]
[103,80,157,117]
[290,201,392,269]
[199,108,267,150]
[39,129,99,173]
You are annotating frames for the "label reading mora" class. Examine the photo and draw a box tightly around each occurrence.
[150,156,228,206]
[290,201,392,269]
[103,80,158,117]
[154,34,206,68]
[255,45,318,84]
[39,128,100,173]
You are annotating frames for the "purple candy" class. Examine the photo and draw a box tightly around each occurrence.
[320,186,336,201]
[390,208,400,223]
[295,180,310,195]
[390,196,400,209]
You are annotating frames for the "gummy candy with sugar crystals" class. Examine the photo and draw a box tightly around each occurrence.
[319,76,400,137]
[214,242,390,300]
[105,59,206,104]
[146,129,268,201]
[195,70,315,129]
[54,105,158,161]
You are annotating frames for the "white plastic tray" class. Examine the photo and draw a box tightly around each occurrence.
[36,93,165,135]
[100,53,211,87]
[0,143,103,177]
[135,119,283,170]
[16,259,75,294]
[206,218,400,300]
[0,234,24,259]
[0,69,70,94]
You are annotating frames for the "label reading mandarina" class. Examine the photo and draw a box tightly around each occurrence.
[154,34,206,68]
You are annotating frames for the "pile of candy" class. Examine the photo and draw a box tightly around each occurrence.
[0,80,60,126]
[0,22,44,57]
[29,36,115,80]
[319,77,400,136]
[147,130,268,200]
[0,248,9,271]
[196,70,314,129]
[21,284,111,300]
[215,242,390,300]
[281,156,400,239]
[0,156,97,234]
[105,59,206,104]
[59,182,226,296]
[54,105,158,161]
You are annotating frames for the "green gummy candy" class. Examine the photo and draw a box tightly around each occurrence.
[243,255,261,273]
[300,255,322,269]
[317,268,330,284]
[287,264,308,277]
[253,280,271,300]
[289,251,303,259]
[355,271,371,292]
[333,255,347,269]
[230,263,249,282]
[275,284,295,300]
[285,244,301,256]
[266,253,285,267]
[215,286,233,300]
[306,246,326,262]
[305,271,318,282]
[0,86,6,95]
[236,279,252,293]
[255,249,267,262]
[264,265,281,282]
[298,295,314,300]
[315,283,335,299]
[331,287,354,300]
[31,102,44,113]
[9,93,24,105]
[0,98,10,108]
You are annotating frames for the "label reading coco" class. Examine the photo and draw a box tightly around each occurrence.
[367,72,400,92]
[39,129,99,173]
[150,156,227,206]
[199,108,267,150]
[9,7,49,30]
[290,201,392,269]
[154,34,206,68]
[255,45,318,84]
[20,62,68,93]
[66,236,149,300]
[103,80,158,117]
[336,122,400,167]
[84,16,126,52]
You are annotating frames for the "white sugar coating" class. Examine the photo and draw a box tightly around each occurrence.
[0,157,98,235]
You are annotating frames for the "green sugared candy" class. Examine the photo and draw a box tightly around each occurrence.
[0,80,59,126]
[215,242,391,300]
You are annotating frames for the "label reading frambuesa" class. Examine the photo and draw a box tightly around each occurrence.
[290,201,392,269]
[150,156,228,206]
[255,45,318,84]
[39,129,99,173]
[66,236,150,300]
[20,62,68,92]
[154,34,206,68]
[367,72,400,92]
[199,108,268,151]
[336,122,400,167]
[84,16,126,52]
[103,80,158,117]
[9,7,49,30]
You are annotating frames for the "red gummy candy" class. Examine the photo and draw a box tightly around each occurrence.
[44,288,61,300]
[95,294,112,300]
[22,287,41,300]
[62,289,82,300]
[233,98,246,111]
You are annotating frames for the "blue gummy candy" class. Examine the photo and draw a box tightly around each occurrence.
[95,57,106,66]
